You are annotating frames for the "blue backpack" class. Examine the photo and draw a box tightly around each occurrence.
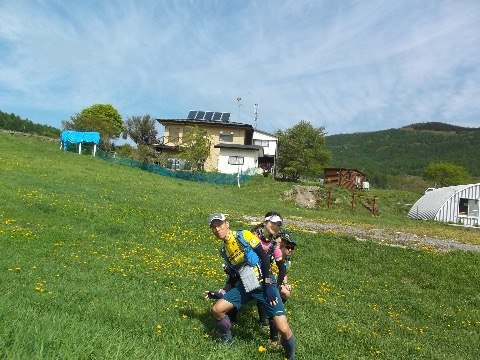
[221,230,260,274]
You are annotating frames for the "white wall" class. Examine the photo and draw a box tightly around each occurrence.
[217,148,258,174]
[253,131,277,156]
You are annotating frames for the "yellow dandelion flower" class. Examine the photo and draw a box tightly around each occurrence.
[258,345,267,352]
[203,333,209,339]
[182,314,187,319]
[156,324,162,333]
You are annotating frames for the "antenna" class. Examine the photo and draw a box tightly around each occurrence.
[253,103,259,129]
[236,97,243,122]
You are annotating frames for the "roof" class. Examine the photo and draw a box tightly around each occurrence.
[407,184,474,220]
[323,167,367,175]
[253,128,277,138]
[156,118,253,130]
[214,143,263,151]
[214,143,264,157]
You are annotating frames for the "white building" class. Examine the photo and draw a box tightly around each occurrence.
[252,129,278,175]
[155,111,278,175]
[214,144,263,175]
[407,183,480,226]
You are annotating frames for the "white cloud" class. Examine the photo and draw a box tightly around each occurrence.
[0,0,479,134]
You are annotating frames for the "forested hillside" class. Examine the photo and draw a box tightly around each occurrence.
[325,122,480,183]
[0,110,60,138]
[2,110,478,189]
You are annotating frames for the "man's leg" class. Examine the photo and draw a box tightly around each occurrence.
[269,298,287,342]
[273,315,295,360]
[256,300,268,326]
[253,285,295,359]
[212,299,236,343]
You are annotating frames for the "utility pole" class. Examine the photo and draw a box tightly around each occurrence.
[253,103,259,129]
[236,97,242,122]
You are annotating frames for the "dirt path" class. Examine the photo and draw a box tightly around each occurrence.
[243,216,480,252]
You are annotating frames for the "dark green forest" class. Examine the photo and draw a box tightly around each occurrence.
[325,122,480,186]
[0,110,60,138]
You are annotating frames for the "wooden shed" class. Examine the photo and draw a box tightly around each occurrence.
[408,183,480,226]
[323,168,369,190]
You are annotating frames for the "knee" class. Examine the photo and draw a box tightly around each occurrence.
[278,325,292,339]
[211,304,222,319]
[274,317,292,339]
[212,302,229,320]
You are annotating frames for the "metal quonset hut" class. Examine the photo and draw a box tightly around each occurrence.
[408,184,480,226]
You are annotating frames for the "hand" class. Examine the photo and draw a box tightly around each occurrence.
[203,291,223,300]
[264,284,278,305]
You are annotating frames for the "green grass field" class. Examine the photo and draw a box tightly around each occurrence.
[1,133,479,359]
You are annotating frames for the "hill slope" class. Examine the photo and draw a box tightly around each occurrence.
[325,122,480,178]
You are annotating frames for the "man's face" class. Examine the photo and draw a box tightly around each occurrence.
[210,220,229,240]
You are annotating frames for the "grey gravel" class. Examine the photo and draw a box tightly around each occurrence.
[243,216,480,252]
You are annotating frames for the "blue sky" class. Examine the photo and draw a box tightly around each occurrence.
[1,0,479,138]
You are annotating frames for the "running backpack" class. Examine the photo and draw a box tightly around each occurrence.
[221,230,260,272]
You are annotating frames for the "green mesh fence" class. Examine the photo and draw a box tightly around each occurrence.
[95,149,250,185]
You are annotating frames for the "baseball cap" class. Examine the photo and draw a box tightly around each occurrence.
[277,230,297,246]
[208,213,226,226]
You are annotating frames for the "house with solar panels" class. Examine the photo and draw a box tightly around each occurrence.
[155,110,277,174]
[407,183,480,226]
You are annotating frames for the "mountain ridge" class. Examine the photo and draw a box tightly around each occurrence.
[325,122,480,181]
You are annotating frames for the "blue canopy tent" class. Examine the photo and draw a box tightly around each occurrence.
[60,131,100,155]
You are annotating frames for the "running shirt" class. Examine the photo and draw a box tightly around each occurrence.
[254,228,282,259]
[223,230,263,282]
[224,230,260,266]
[271,256,292,276]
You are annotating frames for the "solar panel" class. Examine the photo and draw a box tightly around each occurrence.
[195,111,205,120]
[187,110,197,119]
[204,111,214,121]
[212,112,222,121]
[220,113,230,122]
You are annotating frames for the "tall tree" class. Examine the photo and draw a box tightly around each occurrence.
[62,104,125,149]
[276,120,331,181]
[180,125,212,170]
[124,114,158,146]
[423,162,469,187]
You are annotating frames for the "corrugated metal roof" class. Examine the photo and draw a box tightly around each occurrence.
[407,185,469,220]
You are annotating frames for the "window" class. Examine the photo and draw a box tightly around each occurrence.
[228,156,244,165]
[459,198,479,217]
[219,133,233,142]
[253,139,269,147]
[168,127,180,143]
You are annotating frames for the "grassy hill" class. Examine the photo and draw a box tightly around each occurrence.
[3,110,478,190]
[325,122,480,184]
[1,132,479,359]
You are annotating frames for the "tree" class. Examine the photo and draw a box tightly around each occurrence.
[275,120,331,181]
[62,104,125,149]
[137,143,161,165]
[180,125,212,170]
[422,162,469,187]
[123,114,158,146]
